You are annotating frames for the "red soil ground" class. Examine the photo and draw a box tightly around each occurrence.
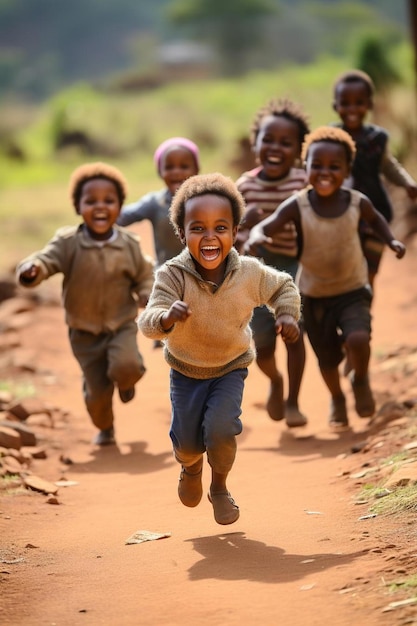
[1,224,417,626]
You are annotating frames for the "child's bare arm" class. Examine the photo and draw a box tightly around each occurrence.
[161,300,191,330]
[245,198,300,255]
[275,314,300,343]
[360,196,406,258]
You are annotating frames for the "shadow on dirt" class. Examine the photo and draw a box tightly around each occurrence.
[185,531,368,583]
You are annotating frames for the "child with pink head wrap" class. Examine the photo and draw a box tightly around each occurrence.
[117,137,200,348]
[118,136,200,267]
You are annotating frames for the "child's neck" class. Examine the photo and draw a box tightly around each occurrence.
[258,168,291,182]
[308,188,350,218]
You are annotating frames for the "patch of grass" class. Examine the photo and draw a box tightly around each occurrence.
[387,574,417,594]
[0,379,37,400]
[370,484,417,516]
[380,451,410,467]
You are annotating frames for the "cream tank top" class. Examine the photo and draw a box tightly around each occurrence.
[296,188,368,297]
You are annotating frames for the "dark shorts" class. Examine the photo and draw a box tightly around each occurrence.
[302,286,372,369]
[250,248,300,351]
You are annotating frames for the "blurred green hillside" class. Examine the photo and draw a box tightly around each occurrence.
[0,0,408,99]
[1,48,416,273]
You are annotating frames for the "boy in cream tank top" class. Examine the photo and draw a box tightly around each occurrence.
[246,126,406,430]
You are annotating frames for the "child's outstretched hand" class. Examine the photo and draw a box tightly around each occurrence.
[19,262,39,282]
[275,314,300,343]
[244,232,273,256]
[389,239,406,259]
[137,294,149,308]
[161,300,191,330]
[405,182,417,200]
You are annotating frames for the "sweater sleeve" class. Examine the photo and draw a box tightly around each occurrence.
[117,192,157,227]
[258,262,301,321]
[16,227,73,287]
[138,264,184,338]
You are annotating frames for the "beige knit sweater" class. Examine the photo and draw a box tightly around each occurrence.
[138,247,300,379]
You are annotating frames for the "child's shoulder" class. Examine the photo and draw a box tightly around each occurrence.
[54,224,80,239]
[115,225,141,244]
[236,166,263,185]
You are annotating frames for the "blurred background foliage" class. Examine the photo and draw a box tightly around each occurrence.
[0,0,416,270]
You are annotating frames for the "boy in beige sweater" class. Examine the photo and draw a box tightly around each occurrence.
[17,162,154,446]
[139,172,300,525]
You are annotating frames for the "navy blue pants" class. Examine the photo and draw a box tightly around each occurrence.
[169,368,247,474]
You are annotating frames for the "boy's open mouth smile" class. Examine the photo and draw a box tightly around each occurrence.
[201,245,220,261]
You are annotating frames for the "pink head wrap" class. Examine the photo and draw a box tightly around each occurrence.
[153,137,200,174]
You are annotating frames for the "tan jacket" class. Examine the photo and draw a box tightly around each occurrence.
[139,247,300,379]
[17,225,154,334]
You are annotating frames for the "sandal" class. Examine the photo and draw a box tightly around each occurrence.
[178,462,203,507]
[208,491,240,525]
[329,395,349,431]
[350,373,375,417]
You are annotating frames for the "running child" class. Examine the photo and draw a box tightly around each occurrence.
[236,98,310,427]
[17,162,154,446]
[246,127,406,430]
[118,137,200,348]
[117,136,200,268]
[332,69,416,289]
[138,173,301,524]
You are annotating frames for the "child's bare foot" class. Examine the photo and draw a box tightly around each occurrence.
[350,373,375,417]
[266,374,284,421]
[208,491,239,525]
[119,387,135,403]
[329,394,349,431]
[93,427,116,446]
[178,460,203,507]
[285,405,308,428]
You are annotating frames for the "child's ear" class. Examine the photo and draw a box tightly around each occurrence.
[332,100,338,112]
[178,228,186,245]
[232,225,239,242]
[368,97,374,110]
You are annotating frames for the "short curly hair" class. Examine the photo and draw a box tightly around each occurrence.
[250,97,310,148]
[333,69,375,99]
[68,162,128,212]
[301,126,357,166]
[169,173,246,237]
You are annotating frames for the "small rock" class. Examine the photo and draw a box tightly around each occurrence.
[0,426,21,450]
[383,465,417,489]
[23,475,58,495]
[0,421,37,446]
[45,495,60,505]
[21,446,47,460]
[8,398,51,421]
[25,413,52,428]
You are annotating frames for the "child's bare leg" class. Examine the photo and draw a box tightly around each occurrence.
[285,333,307,427]
[346,330,375,417]
[345,330,370,378]
[320,365,348,428]
[256,346,284,421]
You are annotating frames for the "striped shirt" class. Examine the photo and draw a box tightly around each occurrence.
[236,166,307,257]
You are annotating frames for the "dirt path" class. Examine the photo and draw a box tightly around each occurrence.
[1,227,417,626]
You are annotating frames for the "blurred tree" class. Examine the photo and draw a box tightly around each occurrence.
[166,0,276,76]
[355,35,400,91]
[408,0,417,89]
